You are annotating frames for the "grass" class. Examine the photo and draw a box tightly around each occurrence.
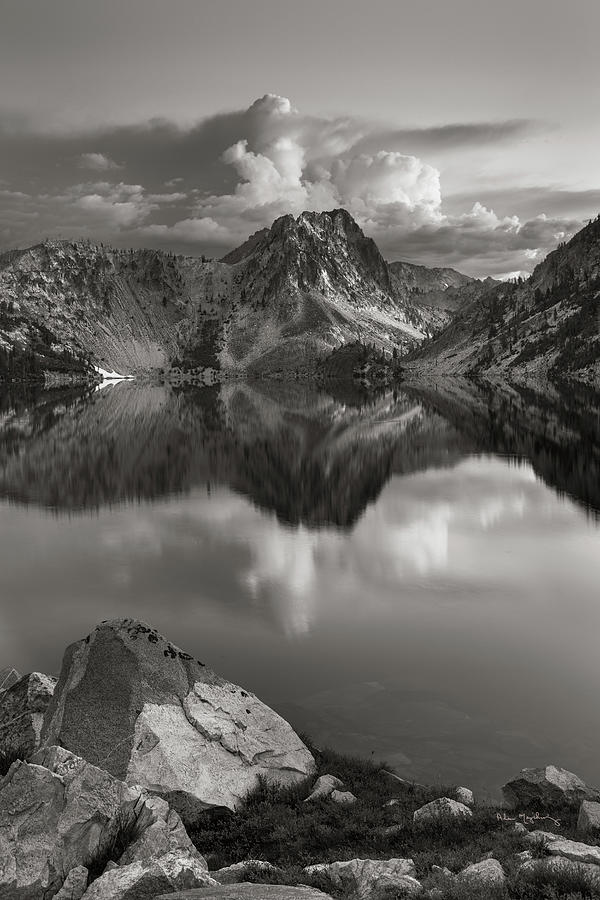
[188,741,600,900]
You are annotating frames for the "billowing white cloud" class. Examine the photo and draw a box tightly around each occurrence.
[78,152,122,171]
[0,93,586,275]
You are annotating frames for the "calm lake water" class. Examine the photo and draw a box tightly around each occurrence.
[1,377,599,797]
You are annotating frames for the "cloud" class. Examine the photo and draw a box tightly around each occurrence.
[78,152,122,171]
[0,95,589,275]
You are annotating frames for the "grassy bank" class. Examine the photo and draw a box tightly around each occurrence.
[189,743,600,900]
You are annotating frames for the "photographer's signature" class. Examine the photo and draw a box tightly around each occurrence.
[497,811,561,827]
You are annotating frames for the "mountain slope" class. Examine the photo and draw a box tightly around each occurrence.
[404,214,600,383]
[0,211,441,380]
[0,210,485,381]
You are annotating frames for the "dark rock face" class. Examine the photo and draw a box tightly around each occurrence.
[41,619,315,821]
[0,672,56,757]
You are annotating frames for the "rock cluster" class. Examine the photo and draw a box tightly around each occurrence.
[4,618,600,900]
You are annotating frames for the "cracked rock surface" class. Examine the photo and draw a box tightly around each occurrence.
[41,618,315,823]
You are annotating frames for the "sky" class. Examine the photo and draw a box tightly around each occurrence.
[1,0,599,277]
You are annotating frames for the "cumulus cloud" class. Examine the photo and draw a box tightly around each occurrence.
[78,152,122,171]
[0,94,589,275]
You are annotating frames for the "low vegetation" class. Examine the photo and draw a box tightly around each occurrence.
[189,742,600,900]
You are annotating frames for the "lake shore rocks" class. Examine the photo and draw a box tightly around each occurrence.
[304,774,344,802]
[304,858,420,899]
[0,744,208,900]
[502,765,600,809]
[41,618,315,823]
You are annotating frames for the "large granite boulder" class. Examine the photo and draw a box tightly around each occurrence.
[304,858,419,899]
[41,619,315,823]
[156,887,335,900]
[502,765,600,809]
[0,672,56,756]
[0,745,206,900]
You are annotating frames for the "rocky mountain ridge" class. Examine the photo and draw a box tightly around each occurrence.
[0,210,479,381]
[403,215,600,382]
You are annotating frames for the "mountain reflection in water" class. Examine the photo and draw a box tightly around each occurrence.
[0,377,599,796]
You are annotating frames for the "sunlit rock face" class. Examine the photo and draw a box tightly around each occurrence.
[41,619,315,823]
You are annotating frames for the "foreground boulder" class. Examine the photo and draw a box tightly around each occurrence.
[413,797,472,826]
[502,765,600,809]
[156,887,335,900]
[0,671,56,756]
[79,851,214,899]
[41,619,315,822]
[304,858,420,899]
[0,745,206,900]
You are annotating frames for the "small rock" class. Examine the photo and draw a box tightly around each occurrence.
[457,859,505,888]
[304,774,344,802]
[413,797,472,826]
[431,865,452,877]
[54,866,89,900]
[513,850,533,866]
[512,822,528,834]
[578,800,600,833]
[502,765,600,809]
[212,861,280,884]
[523,829,562,846]
[305,858,417,900]
[330,789,357,805]
[455,786,473,806]
[383,798,401,808]
[547,838,600,866]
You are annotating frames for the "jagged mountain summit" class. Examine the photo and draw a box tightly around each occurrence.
[404,214,600,383]
[1,209,472,381]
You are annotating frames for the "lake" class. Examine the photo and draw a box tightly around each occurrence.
[0,377,599,797]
